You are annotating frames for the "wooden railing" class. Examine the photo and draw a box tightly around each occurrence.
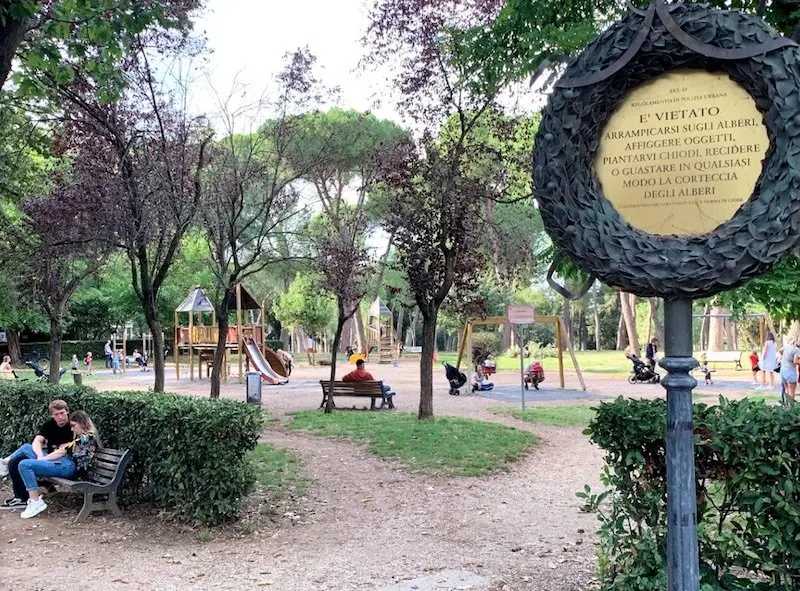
[176,326,263,347]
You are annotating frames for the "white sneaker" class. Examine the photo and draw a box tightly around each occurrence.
[0,459,8,478]
[20,498,47,519]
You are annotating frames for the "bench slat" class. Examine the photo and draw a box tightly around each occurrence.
[319,380,385,396]
[96,448,125,459]
[90,466,117,480]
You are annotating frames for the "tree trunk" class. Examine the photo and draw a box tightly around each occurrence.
[649,298,665,344]
[0,16,31,93]
[562,300,572,347]
[593,289,601,351]
[354,310,367,354]
[700,302,711,350]
[395,307,405,345]
[709,305,728,351]
[620,291,640,356]
[485,197,503,281]
[141,290,166,392]
[616,312,627,350]
[7,330,21,365]
[418,306,438,420]
[325,301,347,414]
[48,309,65,383]
[210,289,233,399]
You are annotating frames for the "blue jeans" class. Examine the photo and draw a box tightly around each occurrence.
[18,456,76,492]
[6,443,43,500]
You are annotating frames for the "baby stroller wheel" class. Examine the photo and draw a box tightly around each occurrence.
[651,375,660,384]
[449,388,460,396]
[628,375,637,384]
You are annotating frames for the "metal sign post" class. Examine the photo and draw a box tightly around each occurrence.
[507,306,535,412]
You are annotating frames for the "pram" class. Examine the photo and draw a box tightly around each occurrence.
[626,353,660,384]
[24,360,67,383]
[443,362,467,396]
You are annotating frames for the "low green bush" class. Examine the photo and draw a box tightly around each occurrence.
[0,382,265,525]
[471,331,502,364]
[585,397,800,590]
[524,341,557,360]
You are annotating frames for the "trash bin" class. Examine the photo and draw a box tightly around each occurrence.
[72,372,82,386]
[246,372,262,405]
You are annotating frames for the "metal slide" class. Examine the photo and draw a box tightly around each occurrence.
[244,339,288,385]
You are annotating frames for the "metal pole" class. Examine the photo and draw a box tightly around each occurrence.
[519,324,526,411]
[661,298,699,591]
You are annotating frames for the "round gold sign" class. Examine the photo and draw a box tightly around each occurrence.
[594,69,769,236]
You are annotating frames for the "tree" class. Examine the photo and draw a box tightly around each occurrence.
[2,174,108,380]
[274,273,335,341]
[719,255,800,324]
[51,50,211,392]
[455,0,800,94]
[0,0,201,96]
[368,0,523,419]
[202,49,322,399]
[315,209,372,413]
[285,107,408,352]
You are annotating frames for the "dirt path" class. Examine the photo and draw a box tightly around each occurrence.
[0,412,603,590]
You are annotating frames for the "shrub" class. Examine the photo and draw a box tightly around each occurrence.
[471,331,502,364]
[504,344,521,358]
[585,397,800,590]
[0,382,265,525]
[524,341,557,360]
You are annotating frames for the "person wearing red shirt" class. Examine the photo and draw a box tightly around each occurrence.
[749,351,760,386]
[343,359,393,402]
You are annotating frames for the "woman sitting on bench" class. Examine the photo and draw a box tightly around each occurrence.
[17,410,99,519]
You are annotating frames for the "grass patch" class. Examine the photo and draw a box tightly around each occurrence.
[287,411,536,476]
[491,405,597,427]
[249,443,310,502]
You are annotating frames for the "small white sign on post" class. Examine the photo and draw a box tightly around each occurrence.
[507,305,535,325]
[507,305,535,412]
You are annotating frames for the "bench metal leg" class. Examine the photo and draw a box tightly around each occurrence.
[370,398,377,410]
[107,491,122,517]
[75,493,94,523]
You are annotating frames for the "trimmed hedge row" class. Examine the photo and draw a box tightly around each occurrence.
[585,397,800,590]
[0,383,265,525]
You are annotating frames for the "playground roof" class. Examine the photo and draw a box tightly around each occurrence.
[176,288,214,313]
[176,285,261,313]
[368,297,392,318]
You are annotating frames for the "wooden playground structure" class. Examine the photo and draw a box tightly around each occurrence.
[455,315,586,390]
[366,297,397,363]
[173,285,288,384]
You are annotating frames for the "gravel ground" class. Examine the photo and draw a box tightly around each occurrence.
[3,357,752,590]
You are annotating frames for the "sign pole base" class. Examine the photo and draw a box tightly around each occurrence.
[661,298,700,591]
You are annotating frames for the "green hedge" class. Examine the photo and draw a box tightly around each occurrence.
[0,383,265,525]
[585,397,800,590]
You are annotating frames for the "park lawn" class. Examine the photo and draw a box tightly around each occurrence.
[490,405,597,427]
[287,410,537,476]
[249,443,310,501]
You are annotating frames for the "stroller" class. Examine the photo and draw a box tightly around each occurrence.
[443,362,468,396]
[626,353,660,384]
[24,360,67,383]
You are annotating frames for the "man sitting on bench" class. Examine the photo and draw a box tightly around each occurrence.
[343,359,393,404]
[0,399,74,510]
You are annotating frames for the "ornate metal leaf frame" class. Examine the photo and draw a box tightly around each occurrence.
[533,1,800,298]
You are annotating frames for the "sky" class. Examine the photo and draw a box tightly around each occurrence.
[188,0,401,131]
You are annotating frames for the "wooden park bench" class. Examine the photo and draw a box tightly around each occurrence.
[319,380,395,410]
[704,350,743,370]
[44,447,132,523]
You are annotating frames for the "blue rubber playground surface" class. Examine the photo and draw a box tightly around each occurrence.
[472,384,596,403]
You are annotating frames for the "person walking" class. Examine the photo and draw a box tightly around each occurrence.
[780,337,800,406]
[760,332,777,389]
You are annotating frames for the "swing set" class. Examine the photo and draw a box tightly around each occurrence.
[455,315,586,391]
